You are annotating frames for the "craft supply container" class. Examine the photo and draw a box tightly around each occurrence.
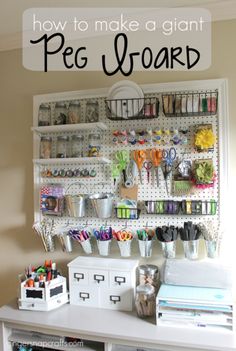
[68,100,81,124]
[89,193,113,218]
[86,101,99,122]
[183,239,199,260]
[18,276,68,311]
[38,103,51,126]
[54,102,67,125]
[97,239,111,256]
[118,240,132,257]
[68,256,138,311]
[56,136,70,158]
[160,241,176,259]
[40,136,52,159]
[135,284,156,318]
[80,239,93,254]
[71,134,84,157]
[137,265,159,291]
[58,232,73,253]
[138,240,153,257]
[205,240,218,258]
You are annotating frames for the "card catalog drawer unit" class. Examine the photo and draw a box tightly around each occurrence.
[68,256,138,311]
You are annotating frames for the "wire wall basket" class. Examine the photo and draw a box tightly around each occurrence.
[145,200,217,216]
[162,91,218,117]
[105,97,159,121]
[115,207,141,220]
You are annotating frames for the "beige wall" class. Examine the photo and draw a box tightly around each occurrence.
[0,19,235,306]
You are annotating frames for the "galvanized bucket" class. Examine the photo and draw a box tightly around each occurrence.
[89,193,114,218]
[65,183,88,218]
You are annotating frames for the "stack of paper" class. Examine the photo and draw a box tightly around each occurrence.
[156,284,234,330]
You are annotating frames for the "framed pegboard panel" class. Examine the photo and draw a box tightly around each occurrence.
[32,79,229,242]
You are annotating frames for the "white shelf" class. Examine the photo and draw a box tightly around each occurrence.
[33,157,112,165]
[31,122,108,134]
[9,332,104,351]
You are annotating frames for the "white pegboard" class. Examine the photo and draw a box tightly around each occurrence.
[33,82,225,234]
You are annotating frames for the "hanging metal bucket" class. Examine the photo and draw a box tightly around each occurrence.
[89,193,114,218]
[65,183,88,218]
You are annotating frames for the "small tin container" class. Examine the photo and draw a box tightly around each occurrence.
[137,264,159,291]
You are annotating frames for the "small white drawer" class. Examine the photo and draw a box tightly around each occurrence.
[70,287,99,307]
[70,268,89,286]
[109,271,131,288]
[101,288,133,311]
[89,270,109,287]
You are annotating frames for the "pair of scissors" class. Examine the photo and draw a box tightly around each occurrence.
[143,161,153,183]
[115,230,133,241]
[162,147,177,195]
[162,147,176,166]
[133,150,146,184]
[115,151,130,183]
[149,148,162,187]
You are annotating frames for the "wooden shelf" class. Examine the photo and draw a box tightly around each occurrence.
[33,157,111,165]
[31,122,108,134]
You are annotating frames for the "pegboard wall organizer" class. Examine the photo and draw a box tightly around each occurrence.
[32,80,228,255]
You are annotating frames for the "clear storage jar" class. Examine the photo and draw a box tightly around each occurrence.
[68,101,81,124]
[71,134,84,157]
[38,103,51,126]
[135,284,156,318]
[88,133,101,157]
[86,101,99,123]
[137,265,159,292]
[56,136,70,158]
[54,102,67,125]
[40,136,52,159]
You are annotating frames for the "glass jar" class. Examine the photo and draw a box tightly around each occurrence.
[135,284,156,318]
[38,103,51,126]
[137,265,159,292]
[54,102,67,125]
[88,133,101,157]
[71,134,84,157]
[86,101,99,123]
[68,101,81,124]
[56,136,69,158]
[40,136,52,159]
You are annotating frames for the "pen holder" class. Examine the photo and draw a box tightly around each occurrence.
[160,241,176,259]
[182,239,199,260]
[205,240,218,258]
[58,233,73,253]
[41,234,55,252]
[80,238,92,254]
[117,240,132,257]
[138,239,153,257]
[97,239,111,256]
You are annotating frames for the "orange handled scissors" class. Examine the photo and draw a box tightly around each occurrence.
[133,150,146,184]
[115,230,133,241]
[149,149,162,187]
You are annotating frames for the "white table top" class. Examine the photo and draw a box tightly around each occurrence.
[0,301,235,351]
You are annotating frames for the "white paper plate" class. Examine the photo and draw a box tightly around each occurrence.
[107,80,144,118]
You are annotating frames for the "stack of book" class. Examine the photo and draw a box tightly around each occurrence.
[156,284,234,330]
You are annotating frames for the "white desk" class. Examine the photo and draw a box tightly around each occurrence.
[0,301,235,351]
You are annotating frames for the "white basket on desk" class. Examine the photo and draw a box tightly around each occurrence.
[18,276,68,311]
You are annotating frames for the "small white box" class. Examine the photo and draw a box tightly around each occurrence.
[68,256,138,311]
[18,276,69,311]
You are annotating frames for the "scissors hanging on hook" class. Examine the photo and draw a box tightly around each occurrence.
[162,147,177,195]
[133,150,146,184]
